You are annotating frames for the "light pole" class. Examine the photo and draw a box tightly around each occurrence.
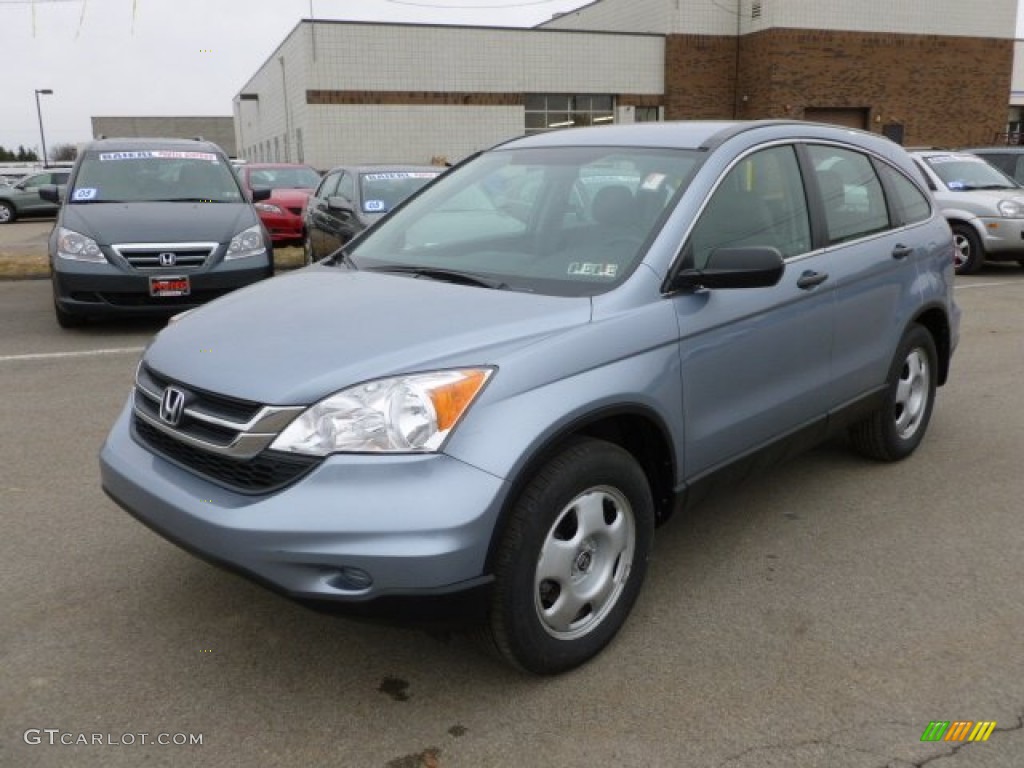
[34,89,53,168]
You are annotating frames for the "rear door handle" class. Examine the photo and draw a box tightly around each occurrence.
[797,270,829,290]
[892,244,913,260]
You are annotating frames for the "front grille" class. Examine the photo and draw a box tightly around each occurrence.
[133,417,318,493]
[139,365,261,423]
[132,364,309,494]
[112,242,217,271]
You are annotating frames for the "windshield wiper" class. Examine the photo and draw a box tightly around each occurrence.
[366,265,507,289]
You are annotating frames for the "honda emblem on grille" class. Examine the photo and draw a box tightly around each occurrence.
[159,386,187,426]
[158,252,177,267]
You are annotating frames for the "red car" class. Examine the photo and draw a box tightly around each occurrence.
[238,163,321,245]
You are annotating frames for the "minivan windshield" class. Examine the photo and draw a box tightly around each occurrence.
[70,150,244,204]
[924,154,1019,191]
[347,146,700,296]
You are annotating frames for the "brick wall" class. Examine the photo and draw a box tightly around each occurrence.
[666,29,1012,147]
[664,35,739,120]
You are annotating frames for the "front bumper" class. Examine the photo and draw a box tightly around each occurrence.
[52,254,272,318]
[978,216,1024,258]
[100,401,506,612]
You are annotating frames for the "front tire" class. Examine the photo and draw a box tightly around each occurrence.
[951,224,983,275]
[486,438,654,675]
[848,325,937,462]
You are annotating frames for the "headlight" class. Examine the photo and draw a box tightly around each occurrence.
[270,368,493,455]
[225,224,266,260]
[254,202,283,214]
[56,227,106,263]
[997,198,1024,218]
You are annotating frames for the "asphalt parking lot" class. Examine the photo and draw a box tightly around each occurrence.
[2,271,1023,768]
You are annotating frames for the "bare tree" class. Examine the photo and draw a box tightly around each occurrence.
[49,143,78,162]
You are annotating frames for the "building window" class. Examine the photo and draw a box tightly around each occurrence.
[635,106,660,123]
[525,94,615,135]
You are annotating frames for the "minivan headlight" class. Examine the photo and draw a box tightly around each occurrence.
[997,198,1024,218]
[56,227,106,263]
[225,224,266,260]
[270,368,493,455]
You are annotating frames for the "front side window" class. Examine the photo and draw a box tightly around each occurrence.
[313,171,340,200]
[688,145,812,268]
[69,150,243,204]
[807,145,889,244]
[348,146,700,296]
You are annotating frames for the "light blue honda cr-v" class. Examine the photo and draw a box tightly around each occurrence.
[101,121,959,674]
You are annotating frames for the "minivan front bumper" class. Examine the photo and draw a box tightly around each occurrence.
[52,255,272,318]
[100,402,506,611]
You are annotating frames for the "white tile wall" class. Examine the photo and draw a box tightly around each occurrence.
[745,0,1016,38]
[237,21,665,167]
[305,105,522,169]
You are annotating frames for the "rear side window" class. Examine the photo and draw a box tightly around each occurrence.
[876,163,930,225]
[689,144,812,268]
[807,145,889,244]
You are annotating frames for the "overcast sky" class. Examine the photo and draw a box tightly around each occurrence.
[0,0,590,156]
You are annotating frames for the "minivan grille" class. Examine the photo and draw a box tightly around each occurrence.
[131,363,311,494]
[113,242,217,271]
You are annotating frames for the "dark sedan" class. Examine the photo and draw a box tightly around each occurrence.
[303,165,442,262]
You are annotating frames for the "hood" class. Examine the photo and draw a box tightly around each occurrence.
[145,266,592,404]
[933,188,1024,215]
[60,201,255,245]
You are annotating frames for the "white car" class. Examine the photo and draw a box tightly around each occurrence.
[910,150,1024,274]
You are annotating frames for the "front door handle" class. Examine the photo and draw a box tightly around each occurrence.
[892,244,913,260]
[797,270,829,290]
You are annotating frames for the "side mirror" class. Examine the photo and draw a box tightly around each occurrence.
[327,196,356,215]
[251,186,272,203]
[672,246,785,291]
[39,184,62,204]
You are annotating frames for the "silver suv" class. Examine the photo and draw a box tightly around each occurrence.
[910,149,1024,273]
[101,121,959,674]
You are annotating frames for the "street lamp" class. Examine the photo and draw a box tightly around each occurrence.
[34,89,53,168]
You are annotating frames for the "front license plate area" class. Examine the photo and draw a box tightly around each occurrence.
[150,276,190,297]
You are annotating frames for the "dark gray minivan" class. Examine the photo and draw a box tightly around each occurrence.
[45,138,273,328]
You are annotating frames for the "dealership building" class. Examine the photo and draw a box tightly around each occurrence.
[233,0,1016,170]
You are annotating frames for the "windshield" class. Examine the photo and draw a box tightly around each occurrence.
[359,171,441,214]
[248,166,321,190]
[348,147,700,296]
[69,150,244,203]
[924,154,1019,191]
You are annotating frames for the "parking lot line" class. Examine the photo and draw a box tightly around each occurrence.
[0,346,144,363]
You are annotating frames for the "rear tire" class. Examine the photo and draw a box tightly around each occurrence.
[0,201,15,224]
[848,325,937,462]
[485,438,654,675]
[951,224,983,275]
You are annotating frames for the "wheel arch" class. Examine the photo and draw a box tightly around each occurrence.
[912,304,952,386]
[484,405,677,573]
